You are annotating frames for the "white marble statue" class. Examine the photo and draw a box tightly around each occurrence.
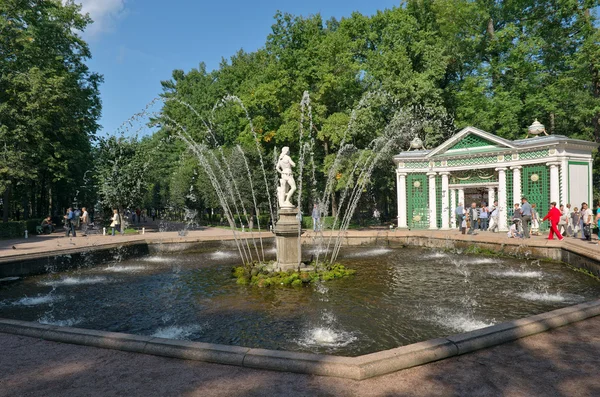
[276,146,296,208]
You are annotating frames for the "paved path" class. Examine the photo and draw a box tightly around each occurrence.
[0,316,598,397]
[2,226,599,262]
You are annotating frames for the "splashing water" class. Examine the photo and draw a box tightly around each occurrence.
[344,248,392,258]
[429,309,496,333]
[39,276,110,287]
[422,252,450,259]
[107,91,453,267]
[516,291,582,303]
[11,294,64,306]
[144,256,172,263]
[210,251,238,260]
[38,315,82,327]
[151,324,206,340]
[103,265,147,273]
[489,270,544,278]
[297,327,357,349]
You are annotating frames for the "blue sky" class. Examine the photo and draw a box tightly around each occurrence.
[78,0,400,135]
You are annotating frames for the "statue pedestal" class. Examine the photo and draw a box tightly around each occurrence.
[274,207,301,272]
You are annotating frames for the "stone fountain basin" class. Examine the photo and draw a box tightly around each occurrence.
[1,235,599,379]
[1,300,599,380]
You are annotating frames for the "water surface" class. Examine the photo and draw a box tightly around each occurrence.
[1,247,598,356]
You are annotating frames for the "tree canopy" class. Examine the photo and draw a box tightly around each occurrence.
[147,1,599,222]
[2,1,598,227]
[0,0,101,221]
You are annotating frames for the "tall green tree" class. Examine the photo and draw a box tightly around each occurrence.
[0,0,102,221]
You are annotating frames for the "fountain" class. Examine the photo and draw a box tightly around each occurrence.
[1,92,599,381]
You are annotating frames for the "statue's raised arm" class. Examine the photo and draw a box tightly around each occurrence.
[276,147,296,208]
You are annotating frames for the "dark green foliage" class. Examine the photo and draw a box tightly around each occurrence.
[0,218,43,238]
[0,0,101,222]
[0,222,26,238]
[147,2,600,222]
[4,1,599,227]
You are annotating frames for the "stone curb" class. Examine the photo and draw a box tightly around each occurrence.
[1,299,599,380]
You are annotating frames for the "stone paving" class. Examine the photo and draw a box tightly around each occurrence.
[1,225,599,396]
[1,225,598,262]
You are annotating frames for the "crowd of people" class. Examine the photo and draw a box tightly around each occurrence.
[454,198,599,243]
[37,207,159,238]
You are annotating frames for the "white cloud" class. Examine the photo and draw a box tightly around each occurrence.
[70,0,127,37]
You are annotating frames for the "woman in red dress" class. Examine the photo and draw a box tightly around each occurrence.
[542,202,564,241]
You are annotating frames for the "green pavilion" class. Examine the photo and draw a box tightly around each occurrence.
[393,124,598,232]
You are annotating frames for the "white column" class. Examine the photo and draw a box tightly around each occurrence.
[496,167,508,232]
[548,162,560,204]
[440,172,450,230]
[397,172,408,228]
[450,188,457,228]
[511,166,522,205]
[427,172,437,229]
[560,158,568,205]
[487,187,495,206]
[458,188,465,208]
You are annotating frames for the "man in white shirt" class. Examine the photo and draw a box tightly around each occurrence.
[488,201,499,232]
[81,207,89,236]
[581,202,593,241]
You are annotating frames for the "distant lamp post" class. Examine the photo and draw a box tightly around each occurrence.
[527,119,548,137]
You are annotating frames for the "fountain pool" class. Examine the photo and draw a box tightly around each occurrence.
[1,246,598,357]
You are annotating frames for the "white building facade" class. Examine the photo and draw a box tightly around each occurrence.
[393,127,597,231]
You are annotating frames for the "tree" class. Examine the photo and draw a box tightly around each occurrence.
[94,136,149,211]
[0,0,101,221]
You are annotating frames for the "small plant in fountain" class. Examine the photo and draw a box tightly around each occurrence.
[232,261,355,288]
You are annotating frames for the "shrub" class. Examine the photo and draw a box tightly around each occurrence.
[232,261,355,288]
[0,222,26,239]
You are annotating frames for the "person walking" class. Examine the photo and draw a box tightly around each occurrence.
[512,203,522,234]
[571,207,581,238]
[479,203,489,231]
[467,202,478,235]
[596,201,600,245]
[455,202,465,230]
[531,203,540,236]
[596,201,600,244]
[557,204,568,236]
[488,201,499,232]
[311,203,320,232]
[542,202,564,241]
[80,207,89,236]
[564,204,573,236]
[110,209,121,236]
[64,207,76,237]
[520,197,532,238]
[581,202,593,242]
